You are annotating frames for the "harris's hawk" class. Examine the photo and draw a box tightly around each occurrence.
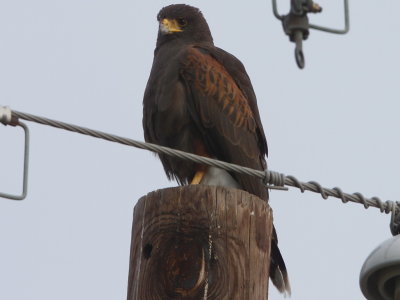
[143,4,290,295]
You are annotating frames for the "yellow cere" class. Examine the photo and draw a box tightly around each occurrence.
[160,19,183,33]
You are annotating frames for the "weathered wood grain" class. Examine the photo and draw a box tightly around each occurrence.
[127,185,272,300]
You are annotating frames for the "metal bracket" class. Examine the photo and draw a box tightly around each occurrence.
[1,106,29,200]
[272,0,350,68]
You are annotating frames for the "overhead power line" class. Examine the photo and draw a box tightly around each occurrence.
[1,105,399,234]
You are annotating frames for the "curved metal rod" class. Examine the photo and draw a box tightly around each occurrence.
[309,0,350,34]
[0,121,29,200]
[272,0,350,34]
[272,0,284,20]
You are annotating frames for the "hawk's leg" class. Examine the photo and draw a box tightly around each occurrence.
[191,170,206,184]
[191,139,209,184]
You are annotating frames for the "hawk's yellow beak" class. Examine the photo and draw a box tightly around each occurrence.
[160,18,183,34]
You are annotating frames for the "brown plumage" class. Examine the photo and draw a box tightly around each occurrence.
[143,4,290,295]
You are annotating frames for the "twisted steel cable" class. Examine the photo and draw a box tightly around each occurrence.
[2,106,399,233]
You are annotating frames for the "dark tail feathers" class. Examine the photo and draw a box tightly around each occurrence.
[270,228,291,296]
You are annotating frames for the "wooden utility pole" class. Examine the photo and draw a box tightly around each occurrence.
[127,185,272,300]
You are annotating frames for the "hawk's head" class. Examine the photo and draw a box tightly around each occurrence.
[156,4,213,46]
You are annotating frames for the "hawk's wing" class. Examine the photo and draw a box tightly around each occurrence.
[180,45,268,200]
[180,47,290,294]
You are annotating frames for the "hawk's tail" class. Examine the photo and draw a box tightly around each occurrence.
[270,230,291,297]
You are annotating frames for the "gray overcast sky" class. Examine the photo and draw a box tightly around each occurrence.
[1,1,399,299]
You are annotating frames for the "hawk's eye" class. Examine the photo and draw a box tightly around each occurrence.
[177,18,187,27]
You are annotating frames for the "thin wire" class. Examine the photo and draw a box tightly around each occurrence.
[6,108,399,221]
